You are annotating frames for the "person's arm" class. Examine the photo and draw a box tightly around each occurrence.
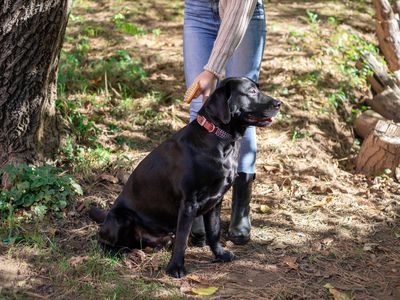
[204,0,257,78]
[186,0,257,103]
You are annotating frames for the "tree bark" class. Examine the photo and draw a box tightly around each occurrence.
[0,0,72,168]
[374,0,400,81]
[354,110,387,139]
[367,87,400,122]
[356,120,400,175]
[357,52,398,95]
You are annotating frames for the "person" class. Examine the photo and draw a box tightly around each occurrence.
[183,0,266,246]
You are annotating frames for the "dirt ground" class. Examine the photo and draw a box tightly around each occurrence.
[1,0,400,299]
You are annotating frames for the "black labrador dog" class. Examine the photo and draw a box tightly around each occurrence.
[89,77,281,278]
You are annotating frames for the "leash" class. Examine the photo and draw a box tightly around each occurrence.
[196,115,232,140]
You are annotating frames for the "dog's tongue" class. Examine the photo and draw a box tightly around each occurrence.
[267,117,273,122]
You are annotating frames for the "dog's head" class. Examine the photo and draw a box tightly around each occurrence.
[202,77,281,128]
[98,207,136,251]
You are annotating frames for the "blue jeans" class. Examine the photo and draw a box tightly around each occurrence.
[183,0,266,174]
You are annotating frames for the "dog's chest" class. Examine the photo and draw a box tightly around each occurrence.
[196,143,239,209]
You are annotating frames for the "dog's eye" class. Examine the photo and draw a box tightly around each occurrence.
[249,88,258,95]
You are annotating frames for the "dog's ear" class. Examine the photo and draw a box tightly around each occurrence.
[205,86,231,124]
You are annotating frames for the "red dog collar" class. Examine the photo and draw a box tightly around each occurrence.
[196,115,232,140]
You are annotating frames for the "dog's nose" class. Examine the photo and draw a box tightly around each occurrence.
[273,100,282,109]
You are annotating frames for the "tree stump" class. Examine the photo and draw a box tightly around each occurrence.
[356,120,400,175]
[354,110,387,139]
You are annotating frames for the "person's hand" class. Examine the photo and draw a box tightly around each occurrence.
[184,70,218,104]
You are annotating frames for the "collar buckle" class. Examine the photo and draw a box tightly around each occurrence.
[196,114,232,140]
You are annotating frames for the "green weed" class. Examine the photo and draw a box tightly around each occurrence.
[112,13,146,36]
[56,98,101,145]
[58,49,147,95]
[290,130,310,141]
[60,138,112,177]
[306,10,319,25]
[0,165,82,227]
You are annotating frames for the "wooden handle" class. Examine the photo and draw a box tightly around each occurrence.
[184,81,201,103]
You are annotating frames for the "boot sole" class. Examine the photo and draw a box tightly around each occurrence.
[226,234,250,245]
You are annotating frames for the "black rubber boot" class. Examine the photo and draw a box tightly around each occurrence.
[227,172,255,245]
[190,216,206,247]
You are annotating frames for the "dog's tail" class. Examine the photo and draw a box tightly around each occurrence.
[88,206,107,224]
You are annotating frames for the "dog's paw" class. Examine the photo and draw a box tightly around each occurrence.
[216,250,235,262]
[165,263,187,278]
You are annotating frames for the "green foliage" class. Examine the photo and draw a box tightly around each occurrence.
[57,98,101,145]
[58,48,147,95]
[290,130,310,141]
[306,10,319,24]
[0,165,82,224]
[324,29,378,86]
[327,90,348,110]
[60,136,113,176]
[351,104,369,115]
[112,13,146,36]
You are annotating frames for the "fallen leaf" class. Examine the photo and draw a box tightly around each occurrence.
[311,185,333,194]
[324,283,352,300]
[128,249,146,263]
[125,250,147,270]
[186,274,202,283]
[363,243,378,252]
[312,196,333,208]
[283,256,298,270]
[321,237,334,246]
[69,256,89,267]
[259,204,271,214]
[46,228,59,237]
[263,165,280,174]
[396,167,400,183]
[180,281,192,294]
[325,187,333,194]
[99,174,119,184]
[311,185,323,194]
[191,287,218,296]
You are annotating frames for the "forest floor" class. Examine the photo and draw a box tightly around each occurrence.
[1,0,400,299]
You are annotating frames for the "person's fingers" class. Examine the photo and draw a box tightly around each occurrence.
[202,89,211,104]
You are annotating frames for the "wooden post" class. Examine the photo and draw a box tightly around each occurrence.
[356,120,400,175]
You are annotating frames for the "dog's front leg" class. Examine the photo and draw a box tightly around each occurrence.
[204,202,235,262]
[166,202,196,278]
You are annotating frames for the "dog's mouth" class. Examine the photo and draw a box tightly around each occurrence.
[245,114,274,126]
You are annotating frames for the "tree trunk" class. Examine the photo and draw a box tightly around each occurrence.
[374,0,400,81]
[0,0,72,168]
[354,110,387,139]
[356,120,400,175]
